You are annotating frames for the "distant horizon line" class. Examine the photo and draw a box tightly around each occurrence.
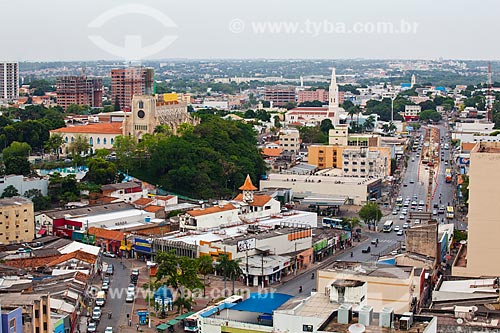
[8,57,500,64]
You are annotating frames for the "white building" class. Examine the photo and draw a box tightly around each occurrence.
[0,62,19,100]
[0,174,48,196]
[279,128,300,154]
[341,147,389,178]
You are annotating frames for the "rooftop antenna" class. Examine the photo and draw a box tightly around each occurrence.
[82,65,87,77]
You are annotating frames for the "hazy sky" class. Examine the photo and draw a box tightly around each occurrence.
[1,0,498,61]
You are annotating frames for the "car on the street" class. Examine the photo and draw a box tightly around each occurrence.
[444,161,448,165]
[433,209,438,215]
[131,269,139,276]
[126,292,134,303]
[402,223,409,229]
[418,206,424,211]
[127,284,135,294]
[409,179,415,184]
[403,183,408,187]
[401,209,407,215]
[361,246,371,253]
[103,252,117,258]
[87,322,97,333]
[391,250,398,256]
[101,282,109,292]
[397,230,404,236]
[104,327,113,333]
[399,214,405,220]
[392,209,398,215]
[401,244,407,251]
[103,276,110,284]
[394,226,400,232]
[92,307,101,321]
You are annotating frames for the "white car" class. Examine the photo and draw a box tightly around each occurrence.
[126,292,134,303]
[92,307,101,321]
[392,210,398,215]
[394,226,400,232]
[397,230,404,236]
[401,209,408,215]
[104,328,113,333]
[87,322,97,333]
[402,223,409,229]
[414,219,421,225]
[399,214,405,220]
[127,284,135,294]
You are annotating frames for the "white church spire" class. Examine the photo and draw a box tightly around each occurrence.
[329,67,339,108]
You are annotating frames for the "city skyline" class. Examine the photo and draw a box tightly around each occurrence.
[1,0,499,61]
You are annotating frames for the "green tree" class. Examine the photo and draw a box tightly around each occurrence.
[24,189,50,211]
[94,148,110,159]
[358,202,383,230]
[86,158,119,185]
[48,173,79,206]
[244,109,256,119]
[69,135,90,158]
[342,217,362,231]
[1,185,19,198]
[44,134,64,159]
[113,135,138,172]
[419,109,442,123]
[4,156,31,176]
[216,254,232,296]
[2,141,31,160]
[363,115,375,132]
[320,119,334,133]
[197,255,214,297]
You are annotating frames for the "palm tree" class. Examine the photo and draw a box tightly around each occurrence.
[217,254,232,296]
[388,121,397,135]
[173,294,195,314]
[228,259,243,295]
[363,115,375,132]
[382,124,390,134]
[197,255,214,297]
[347,106,357,125]
[343,217,362,231]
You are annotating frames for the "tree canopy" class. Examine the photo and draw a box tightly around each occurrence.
[121,116,267,199]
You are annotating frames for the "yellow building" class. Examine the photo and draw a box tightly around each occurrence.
[317,262,415,314]
[0,197,34,245]
[0,293,52,333]
[308,145,391,177]
[454,142,500,277]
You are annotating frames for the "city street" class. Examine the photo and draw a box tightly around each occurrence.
[278,126,459,297]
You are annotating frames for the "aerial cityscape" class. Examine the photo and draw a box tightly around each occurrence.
[1,1,500,333]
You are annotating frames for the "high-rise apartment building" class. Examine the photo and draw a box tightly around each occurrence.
[263,85,296,107]
[297,88,329,104]
[111,67,154,110]
[56,75,103,110]
[0,61,19,100]
[454,142,500,277]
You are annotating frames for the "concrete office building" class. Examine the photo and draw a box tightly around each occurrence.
[297,88,329,104]
[454,142,500,277]
[0,61,19,100]
[56,75,103,110]
[279,128,300,154]
[111,67,154,110]
[264,85,296,106]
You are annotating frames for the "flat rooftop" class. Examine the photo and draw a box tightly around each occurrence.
[321,313,435,333]
[323,261,413,280]
[474,141,500,153]
[263,173,381,186]
[0,196,31,207]
[223,226,310,245]
[275,292,338,319]
[439,278,498,294]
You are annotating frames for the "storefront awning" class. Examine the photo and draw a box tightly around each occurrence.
[37,229,47,235]
[120,244,132,251]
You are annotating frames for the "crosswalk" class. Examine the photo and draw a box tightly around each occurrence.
[377,239,398,244]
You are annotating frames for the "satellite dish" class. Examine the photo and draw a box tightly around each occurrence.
[457,318,464,324]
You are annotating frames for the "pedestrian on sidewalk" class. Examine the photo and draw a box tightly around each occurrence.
[136,323,140,331]
[129,319,132,326]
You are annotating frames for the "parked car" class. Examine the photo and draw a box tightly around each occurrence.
[127,284,135,294]
[392,209,398,215]
[103,252,117,258]
[394,226,400,232]
[103,276,110,284]
[126,292,134,303]
[402,223,409,229]
[131,269,139,276]
[397,230,404,236]
[101,282,109,292]
[361,246,371,254]
[399,214,405,220]
[105,328,113,333]
[409,179,415,184]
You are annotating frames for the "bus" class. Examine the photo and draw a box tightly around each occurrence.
[184,295,243,332]
[383,220,394,233]
[445,169,452,183]
[322,218,345,229]
[446,206,454,219]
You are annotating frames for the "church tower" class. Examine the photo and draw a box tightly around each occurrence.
[328,67,343,126]
[411,74,416,88]
[238,174,257,203]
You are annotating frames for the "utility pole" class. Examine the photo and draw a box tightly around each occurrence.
[261,254,264,289]
[294,242,297,275]
[246,250,249,286]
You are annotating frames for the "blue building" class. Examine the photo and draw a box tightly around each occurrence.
[1,307,22,333]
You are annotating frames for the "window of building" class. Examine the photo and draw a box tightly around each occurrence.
[97,137,101,145]
[103,138,107,145]
[71,137,75,143]
[65,137,68,143]
[35,310,39,318]
[303,325,313,332]
[352,169,357,172]
[138,101,144,108]
[89,137,93,146]
[343,168,348,172]
[111,138,114,145]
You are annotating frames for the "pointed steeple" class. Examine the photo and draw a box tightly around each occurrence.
[239,174,257,203]
[329,67,339,109]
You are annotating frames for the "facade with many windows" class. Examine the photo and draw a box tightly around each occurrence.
[0,197,34,245]
[279,128,300,154]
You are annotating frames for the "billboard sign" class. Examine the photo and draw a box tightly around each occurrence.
[237,238,256,252]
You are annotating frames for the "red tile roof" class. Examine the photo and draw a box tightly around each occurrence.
[187,204,236,217]
[50,122,122,134]
[88,227,124,241]
[144,205,164,213]
[233,194,273,207]
[4,255,60,269]
[47,250,97,266]
[133,198,154,206]
[262,148,282,157]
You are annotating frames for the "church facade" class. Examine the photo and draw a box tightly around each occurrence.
[122,94,199,138]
